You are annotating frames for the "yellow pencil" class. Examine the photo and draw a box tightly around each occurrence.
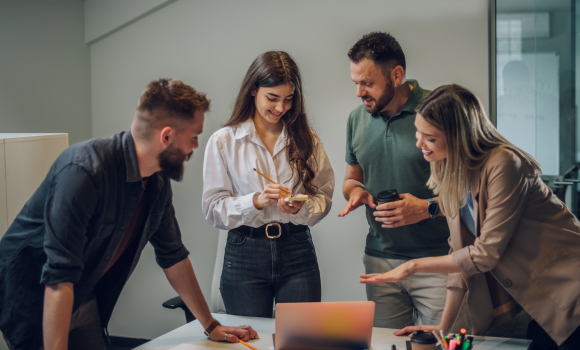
[253,168,293,197]
[238,339,258,350]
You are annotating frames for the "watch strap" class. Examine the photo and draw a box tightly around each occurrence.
[204,318,221,337]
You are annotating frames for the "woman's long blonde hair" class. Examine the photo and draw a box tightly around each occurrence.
[416,84,541,218]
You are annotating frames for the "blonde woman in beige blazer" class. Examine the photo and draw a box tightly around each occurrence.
[360,84,580,349]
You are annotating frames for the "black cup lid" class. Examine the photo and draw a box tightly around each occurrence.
[410,330,437,345]
[376,189,400,202]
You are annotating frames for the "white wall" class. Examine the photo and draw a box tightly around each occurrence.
[0,0,91,145]
[89,0,489,339]
[84,0,176,44]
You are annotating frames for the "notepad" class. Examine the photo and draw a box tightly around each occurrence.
[285,196,308,202]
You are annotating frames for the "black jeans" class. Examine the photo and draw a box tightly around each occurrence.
[220,225,321,318]
[528,319,580,350]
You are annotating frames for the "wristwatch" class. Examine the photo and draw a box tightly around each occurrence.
[204,318,221,337]
[426,198,439,219]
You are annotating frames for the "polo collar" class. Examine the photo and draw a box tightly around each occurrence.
[122,129,143,183]
[374,79,423,119]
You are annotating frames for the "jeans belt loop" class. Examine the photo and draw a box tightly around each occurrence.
[249,227,253,238]
[265,223,282,239]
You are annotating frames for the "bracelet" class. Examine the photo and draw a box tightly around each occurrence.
[204,318,221,337]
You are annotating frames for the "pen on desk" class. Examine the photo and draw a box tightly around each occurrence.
[237,338,258,350]
[253,168,293,197]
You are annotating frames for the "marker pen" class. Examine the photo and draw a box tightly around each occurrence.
[459,328,466,345]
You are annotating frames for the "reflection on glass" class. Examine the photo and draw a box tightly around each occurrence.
[496,0,577,214]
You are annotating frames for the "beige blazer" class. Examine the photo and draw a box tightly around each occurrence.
[446,148,580,345]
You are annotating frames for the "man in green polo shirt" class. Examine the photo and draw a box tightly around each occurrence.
[338,32,450,329]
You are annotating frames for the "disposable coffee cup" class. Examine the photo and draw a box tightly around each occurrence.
[410,330,437,350]
[376,189,400,205]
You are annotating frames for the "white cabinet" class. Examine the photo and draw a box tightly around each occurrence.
[0,133,69,237]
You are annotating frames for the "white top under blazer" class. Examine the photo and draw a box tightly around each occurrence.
[202,119,335,231]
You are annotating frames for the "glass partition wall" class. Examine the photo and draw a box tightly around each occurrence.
[495,0,578,215]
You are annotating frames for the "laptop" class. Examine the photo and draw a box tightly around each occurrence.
[274,301,375,350]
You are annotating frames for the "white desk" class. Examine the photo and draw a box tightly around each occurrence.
[136,313,531,350]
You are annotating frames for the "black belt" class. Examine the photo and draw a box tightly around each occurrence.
[232,223,308,239]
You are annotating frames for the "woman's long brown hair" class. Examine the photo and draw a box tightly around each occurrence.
[224,51,318,195]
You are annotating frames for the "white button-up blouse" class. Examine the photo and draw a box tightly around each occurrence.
[202,119,335,231]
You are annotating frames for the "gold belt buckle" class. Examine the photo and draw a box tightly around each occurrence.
[265,223,282,239]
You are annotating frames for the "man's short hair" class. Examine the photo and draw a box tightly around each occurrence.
[135,78,210,138]
[348,32,406,75]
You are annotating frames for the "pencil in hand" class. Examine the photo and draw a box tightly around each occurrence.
[253,168,293,197]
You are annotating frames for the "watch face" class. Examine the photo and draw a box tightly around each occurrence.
[428,202,438,216]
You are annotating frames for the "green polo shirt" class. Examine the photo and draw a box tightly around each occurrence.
[345,79,450,260]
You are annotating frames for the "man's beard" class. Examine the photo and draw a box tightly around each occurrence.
[158,144,193,181]
[364,76,395,116]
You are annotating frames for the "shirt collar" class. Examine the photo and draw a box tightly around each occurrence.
[373,79,423,119]
[234,119,288,156]
[233,119,255,140]
[122,129,143,183]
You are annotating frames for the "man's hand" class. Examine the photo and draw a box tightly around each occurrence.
[338,188,376,217]
[373,193,429,228]
[209,324,259,342]
[164,259,260,344]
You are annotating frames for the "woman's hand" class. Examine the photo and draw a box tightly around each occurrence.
[277,194,307,214]
[253,184,292,209]
[393,324,441,337]
[360,260,416,284]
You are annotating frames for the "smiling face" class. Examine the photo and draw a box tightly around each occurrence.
[350,58,394,114]
[253,83,294,125]
[415,112,447,162]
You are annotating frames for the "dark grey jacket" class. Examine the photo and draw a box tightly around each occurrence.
[0,130,189,350]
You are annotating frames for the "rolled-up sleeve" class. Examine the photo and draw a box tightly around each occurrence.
[446,236,468,290]
[452,151,529,278]
[150,183,190,268]
[202,133,263,230]
[41,165,99,285]
[291,140,335,227]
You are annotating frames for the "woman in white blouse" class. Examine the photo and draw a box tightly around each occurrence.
[202,51,335,317]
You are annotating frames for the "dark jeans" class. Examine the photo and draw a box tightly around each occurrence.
[3,292,106,350]
[528,319,580,350]
[220,226,321,318]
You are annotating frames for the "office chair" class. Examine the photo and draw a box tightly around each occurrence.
[162,230,228,322]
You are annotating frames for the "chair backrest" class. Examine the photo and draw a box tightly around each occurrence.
[210,229,228,313]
